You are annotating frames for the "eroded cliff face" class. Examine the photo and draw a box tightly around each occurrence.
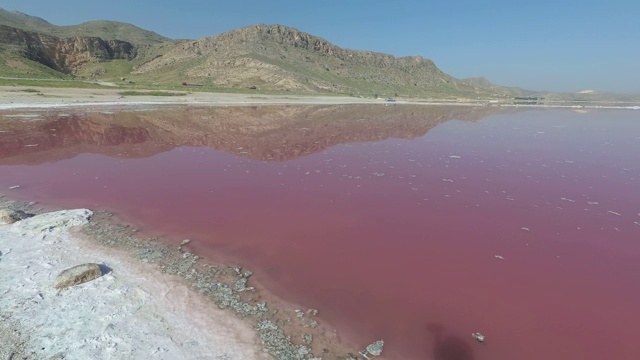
[0,25,136,73]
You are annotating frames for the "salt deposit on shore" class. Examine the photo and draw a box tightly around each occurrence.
[0,86,381,110]
[0,199,373,360]
[0,208,269,360]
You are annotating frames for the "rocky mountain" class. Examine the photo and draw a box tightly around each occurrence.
[0,8,168,45]
[0,8,536,98]
[133,24,494,97]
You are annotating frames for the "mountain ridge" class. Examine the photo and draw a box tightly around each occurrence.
[0,8,538,99]
[0,8,168,45]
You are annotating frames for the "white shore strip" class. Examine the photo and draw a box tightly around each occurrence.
[0,86,382,110]
[0,209,269,360]
[1,85,638,110]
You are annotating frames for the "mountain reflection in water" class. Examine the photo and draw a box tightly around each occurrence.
[0,104,506,164]
[1,105,639,360]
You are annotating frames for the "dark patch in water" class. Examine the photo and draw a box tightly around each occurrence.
[428,324,475,360]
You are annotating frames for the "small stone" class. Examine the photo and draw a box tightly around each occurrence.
[179,239,190,246]
[472,332,485,343]
[302,333,313,345]
[234,278,248,291]
[297,345,310,356]
[366,340,384,356]
[308,319,318,328]
[53,263,103,289]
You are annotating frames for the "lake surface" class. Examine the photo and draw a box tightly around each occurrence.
[1,105,639,360]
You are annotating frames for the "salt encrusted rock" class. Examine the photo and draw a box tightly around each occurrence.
[365,340,384,356]
[472,332,485,343]
[12,209,92,233]
[53,263,103,289]
[234,278,248,291]
[0,209,29,224]
[178,239,190,250]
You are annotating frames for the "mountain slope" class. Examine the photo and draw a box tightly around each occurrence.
[131,24,523,98]
[0,25,136,74]
[0,8,168,45]
[0,8,52,29]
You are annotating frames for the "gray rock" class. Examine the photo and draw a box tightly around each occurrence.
[13,209,92,233]
[234,278,248,291]
[366,340,384,356]
[307,308,319,316]
[0,209,29,224]
[53,263,103,289]
[472,332,485,343]
[302,333,313,345]
[307,319,318,328]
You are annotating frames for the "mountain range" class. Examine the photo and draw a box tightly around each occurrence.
[1,8,634,103]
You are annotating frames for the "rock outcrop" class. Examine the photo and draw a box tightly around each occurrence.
[0,24,136,74]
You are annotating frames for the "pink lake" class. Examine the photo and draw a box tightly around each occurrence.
[1,105,639,360]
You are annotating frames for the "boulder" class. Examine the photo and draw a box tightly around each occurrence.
[53,263,103,289]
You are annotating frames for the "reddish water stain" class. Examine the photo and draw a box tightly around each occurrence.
[1,106,639,359]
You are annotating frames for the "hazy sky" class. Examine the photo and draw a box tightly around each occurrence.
[2,0,638,93]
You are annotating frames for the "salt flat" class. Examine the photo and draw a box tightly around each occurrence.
[0,209,268,360]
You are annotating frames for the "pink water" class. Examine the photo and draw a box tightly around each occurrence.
[1,107,639,359]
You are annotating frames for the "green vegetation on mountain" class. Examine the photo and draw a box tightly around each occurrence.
[0,8,545,100]
[0,8,168,45]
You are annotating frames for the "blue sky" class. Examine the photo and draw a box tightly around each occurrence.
[2,0,639,93]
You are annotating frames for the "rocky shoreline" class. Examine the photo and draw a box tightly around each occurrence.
[0,196,384,360]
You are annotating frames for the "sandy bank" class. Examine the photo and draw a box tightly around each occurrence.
[0,207,270,359]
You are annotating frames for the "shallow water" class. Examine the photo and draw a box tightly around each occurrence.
[1,105,639,360]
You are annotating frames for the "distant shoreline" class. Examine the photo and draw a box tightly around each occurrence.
[1,85,638,111]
